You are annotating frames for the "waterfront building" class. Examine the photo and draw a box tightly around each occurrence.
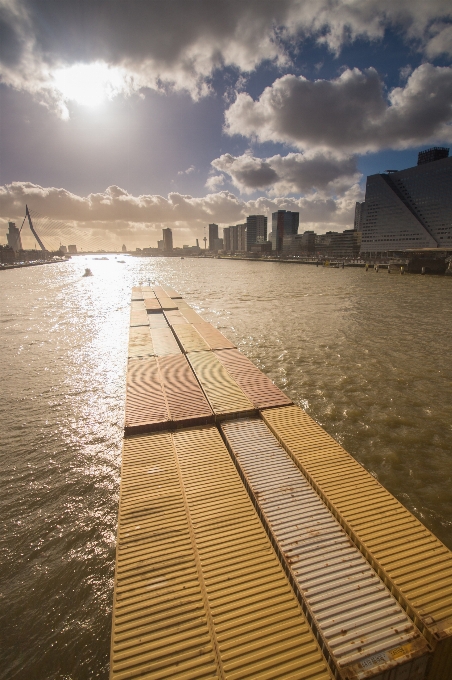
[354,202,366,231]
[162,228,173,252]
[213,238,224,251]
[223,227,231,252]
[59,245,67,253]
[245,215,267,251]
[0,244,16,264]
[359,148,452,256]
[282,231,315,255]
[228,224,247,252]
[208,223,218,250]
[157,240,164,250]
[68,244,77,253]
[7,222,23,252]
[122,244,127,253]
[271,210,299,251]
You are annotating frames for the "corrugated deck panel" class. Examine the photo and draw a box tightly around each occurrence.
[164,310,189,325]
[187,351,255,419]
[193,323,236,350]
[172,426,334,680]
[158,297,179,311]
[262,405,452,680]
[157,355,214,426]
[180,308,206,324]
[150,327,181,356]
[175,299,190,309]
[110,432,221,679]
[144,298,162,313]
[129,310,150,327]
[130,300,145,311]
[215,348,293,409]
[162,285,183,299]
[124,359,168,434]
[140,288,156,298]
[172,324,211,353]
[111,429,333,680]
[128,327,155,359]
[152,286,168,299]
[147,314,169,330]
[221,418,431,680]
[131,287,143,300]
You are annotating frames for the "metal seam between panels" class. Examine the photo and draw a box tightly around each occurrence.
[261,406,452,680]
[220,419,431,680]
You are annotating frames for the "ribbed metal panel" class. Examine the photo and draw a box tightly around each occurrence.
[221,418,431,680]
[111,428,333,680]
[110,431,221,679]
[149,327,181,356]
[180,308,206,324]
[124,359,168,434]
[215,348,293,409]
[164,310,189,325]
[128,327,154,359]
[193,323,236,350]
[147,314,169,330]
[172,324,211,353]
[158,355,213,426]
[175,299,190,309]
[140,288,155,297]
[162,285,182,299]
[129,310,150,327]
[130,300,145,311]
[143,298,162,313]
[187,351,255,419]
[262,405,452,680]
[172,425,333,680]
[151,286,168,299]
[159,297,179,311]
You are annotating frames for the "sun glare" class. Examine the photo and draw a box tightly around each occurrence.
[53,62,127,108]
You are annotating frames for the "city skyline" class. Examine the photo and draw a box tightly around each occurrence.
[1,1,452,250]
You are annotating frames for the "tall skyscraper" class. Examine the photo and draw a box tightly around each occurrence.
[162,228,173,252]
[359,148,452,255]
[271,211,299,251]
[245,215,267,251]
[7,222,23,252]
[223,227,231,252]
[208,223,218,250]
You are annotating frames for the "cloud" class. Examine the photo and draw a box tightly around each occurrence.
[224,64,452,153]
[205,175,225,191]
[1,1,451,114]
[0,181,361,249]
[211,151,359,195]
[178,165,196,175]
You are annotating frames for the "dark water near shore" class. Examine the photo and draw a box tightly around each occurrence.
[1,255,451,679]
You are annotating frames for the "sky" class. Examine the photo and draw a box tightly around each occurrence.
[1,0,452,251]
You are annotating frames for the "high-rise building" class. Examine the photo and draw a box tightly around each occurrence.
[223,227,231,252]
[245,215,267,251]
[228,224,247,252]
[122,244,127,253]
[359,149,452,255]
[271,210,299,251]
[68,244,77,253]
[208,223,218,250]
[354,202,366,231]
[417,147,449,165]
[7,222,23,252]
[162,228,173,252]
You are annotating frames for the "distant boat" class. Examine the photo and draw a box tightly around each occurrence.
[94,256,109,260]
[83,268,93,277]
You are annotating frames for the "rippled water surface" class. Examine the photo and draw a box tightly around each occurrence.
[1,256,451,679]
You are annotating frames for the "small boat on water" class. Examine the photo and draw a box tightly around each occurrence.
[83,268,93,277]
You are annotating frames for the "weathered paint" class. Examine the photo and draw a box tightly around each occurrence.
[221,418,431,680]
[262,405,452,680]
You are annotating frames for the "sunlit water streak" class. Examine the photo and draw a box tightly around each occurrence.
[0,255,451,679]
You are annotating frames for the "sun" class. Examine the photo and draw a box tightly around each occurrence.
[53,62,127,108]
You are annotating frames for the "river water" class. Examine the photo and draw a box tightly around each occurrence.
[1,255,451,679]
